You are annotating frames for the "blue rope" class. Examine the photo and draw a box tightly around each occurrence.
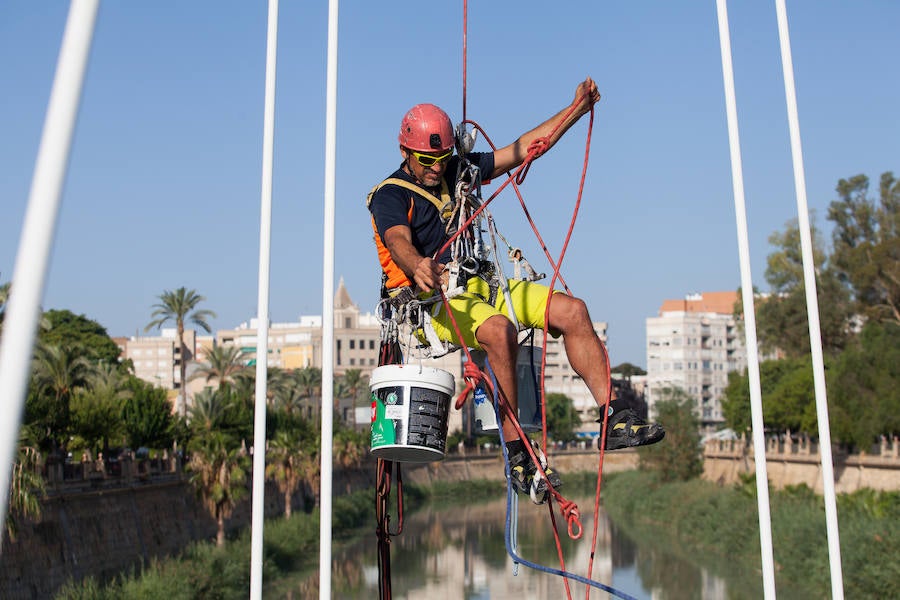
[486,360,638,600]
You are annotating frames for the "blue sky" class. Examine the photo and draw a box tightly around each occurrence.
[2,1,898,367]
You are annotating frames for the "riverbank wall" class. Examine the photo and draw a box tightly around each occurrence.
[0,447,611,599]
[702,435,900,493]
[6,439,899,598]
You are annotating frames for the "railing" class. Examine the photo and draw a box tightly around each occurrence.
[704,433,900,463]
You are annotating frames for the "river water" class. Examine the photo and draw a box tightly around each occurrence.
[273,493,761,599]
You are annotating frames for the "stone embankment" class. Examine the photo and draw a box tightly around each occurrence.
[4,438,899,599]
[0,446,621,599]
[703,434,900,493]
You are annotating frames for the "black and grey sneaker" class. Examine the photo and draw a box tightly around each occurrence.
[602,409,665,450]
[508,448,562,500]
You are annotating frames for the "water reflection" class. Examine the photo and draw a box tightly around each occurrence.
[275,494,750,599]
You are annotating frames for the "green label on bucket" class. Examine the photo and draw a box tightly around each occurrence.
[371,386,404,448]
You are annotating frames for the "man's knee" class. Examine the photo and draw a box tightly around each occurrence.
[476,315,517,349]
[551,295,591,331]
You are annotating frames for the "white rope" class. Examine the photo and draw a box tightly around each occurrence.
[249,0,278,596]
[714,1,777,597]
[0,0,100,547]
[774,1,844,597]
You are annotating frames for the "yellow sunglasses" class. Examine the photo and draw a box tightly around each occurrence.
[410,149,452,167]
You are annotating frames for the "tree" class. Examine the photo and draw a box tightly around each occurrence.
[828,321,900,451]
[545,392,581,442]
[145,288,216,416]
[265,419,315,518]
[5,437,45,542]
[39,309,121,365]
[187,431,248,547]
[828,172,900,325]
[611,362,646,378]
[340,368,368,405]
[121,377,174,450]
[294,366,322,419]
[70,363,131,456]
[189,344,249,391]
[722,357,819,438]
[28,343,96,451]
[639,387,702,482]
[756,218,852,358]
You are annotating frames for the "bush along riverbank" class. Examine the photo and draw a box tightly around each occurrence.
[602,470,900,598]
[52,479,505,600]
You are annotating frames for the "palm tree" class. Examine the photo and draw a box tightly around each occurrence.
[265,429,307,518]
[145,287,216,417]
[70,362,132,455]
[5,437,45,542]
[189,388,229,433]
[187,431,248,546]
[294,367,322,419]
[340,368,368,427]
[189,345,248,391]
[31,343,96,451]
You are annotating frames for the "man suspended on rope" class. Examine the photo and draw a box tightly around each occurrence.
[368,77,664,497]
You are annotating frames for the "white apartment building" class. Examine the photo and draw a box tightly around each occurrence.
[645,291,745,433]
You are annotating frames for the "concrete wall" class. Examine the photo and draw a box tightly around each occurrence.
[16,438,899,599]
[703,435,900,493]
[0,448,621,598]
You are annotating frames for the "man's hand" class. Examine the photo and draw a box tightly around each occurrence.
[413,256,445,292]
[573,77,601,117]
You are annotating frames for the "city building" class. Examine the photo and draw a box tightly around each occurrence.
[645,291,745,434]
[117,328,213,412]
[119,278,613,438]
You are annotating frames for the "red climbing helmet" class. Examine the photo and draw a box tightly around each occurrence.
[398,103,455,153]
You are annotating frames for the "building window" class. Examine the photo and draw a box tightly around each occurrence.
[369,340,375,350]
[350,358,356,365]
[350,340,355,349]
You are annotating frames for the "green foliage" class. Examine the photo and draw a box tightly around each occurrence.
[610,362,646,377]
[756,218,852,357]
[121,377,175,450]
[828,320,900,450]
[26,343,96,451]
[69,363,132,455]
[604,470,900,598]
[39,309,122,365]
[187,430,249,546]
[5,441,45,542]
[544,392,581,441]
[722,357,823,438]
[146,287,216,416]
[828,172,900,325]
[638,387,702,481]
[188,344,249,390]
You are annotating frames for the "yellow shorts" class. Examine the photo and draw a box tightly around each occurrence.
[429,276,562,350]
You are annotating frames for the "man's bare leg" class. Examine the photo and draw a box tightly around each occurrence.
[547,295,665,449]
[476,314,561,499]
[475,314,520,443]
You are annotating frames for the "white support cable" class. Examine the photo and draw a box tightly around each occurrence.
[773,2,844,597]
[249,0,278,597]
[319,1,340,598]
[714,1,777,597]
[0,0,100,546]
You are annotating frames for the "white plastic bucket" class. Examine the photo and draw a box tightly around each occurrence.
[369,364,455,462]
[473,346,543,434]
